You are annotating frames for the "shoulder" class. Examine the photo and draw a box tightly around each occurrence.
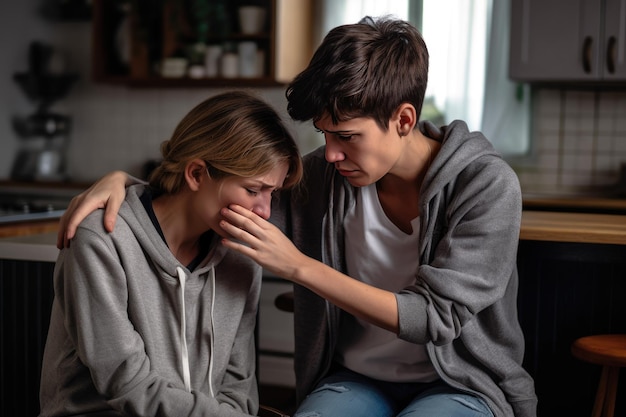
[303,146,328,170]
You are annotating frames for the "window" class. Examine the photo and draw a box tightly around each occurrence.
[315,0,529,156]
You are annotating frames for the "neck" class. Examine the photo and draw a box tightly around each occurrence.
[379,132,435,193]
[152,193,203,264]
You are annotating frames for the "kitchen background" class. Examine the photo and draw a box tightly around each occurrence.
[1,0,625,195]
[0,0,322,185]
[1,2,626,415]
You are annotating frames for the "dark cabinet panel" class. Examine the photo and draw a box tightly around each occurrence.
[0,259,55,417]
[517,240,626,416]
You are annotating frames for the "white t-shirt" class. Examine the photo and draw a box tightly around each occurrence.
[335,184,438,382]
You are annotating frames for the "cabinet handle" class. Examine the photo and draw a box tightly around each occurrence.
[606,36,617,74]
[582,36,593,74]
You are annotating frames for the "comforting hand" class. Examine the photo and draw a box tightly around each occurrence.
[56,171,130,249]
[220,204,400,332]
[219,204,311,281]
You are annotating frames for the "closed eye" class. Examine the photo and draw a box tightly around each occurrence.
[314,126,355,142]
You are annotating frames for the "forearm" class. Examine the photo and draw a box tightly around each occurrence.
[293,257,399,333]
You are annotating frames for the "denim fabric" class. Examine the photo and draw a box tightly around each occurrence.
[293,367,494,417]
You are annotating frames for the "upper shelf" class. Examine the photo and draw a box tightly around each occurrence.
[91,0,313,87]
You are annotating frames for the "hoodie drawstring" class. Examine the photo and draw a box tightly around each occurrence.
[176,266,192,392]
[208,266,216,398]
[175,265,216,397]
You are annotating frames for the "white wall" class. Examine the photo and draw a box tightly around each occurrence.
[4,2,625,195]
[0,0,321,182]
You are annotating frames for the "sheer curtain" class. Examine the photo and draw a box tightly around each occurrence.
[422,0,489,131]
[316,1,410,43]
[480,0,530,156]
[314,0,530,156]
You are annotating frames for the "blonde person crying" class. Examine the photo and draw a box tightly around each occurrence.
[39,91,302,417]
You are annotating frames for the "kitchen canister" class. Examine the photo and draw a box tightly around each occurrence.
[220,52,239,78]
[238,6,266,34]
[204,45,222,77]
[238,41,258,78]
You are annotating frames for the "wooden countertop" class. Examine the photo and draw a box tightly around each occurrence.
[1,211,625,264]
[523,195,626,214]
[520,211,626,245]
[0,218,60,238]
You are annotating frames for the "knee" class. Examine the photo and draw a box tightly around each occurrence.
[292,383,351,417]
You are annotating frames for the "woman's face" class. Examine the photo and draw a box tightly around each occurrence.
[200,162,289,238]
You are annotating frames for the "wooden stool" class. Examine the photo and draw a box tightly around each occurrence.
[571,334,626,417]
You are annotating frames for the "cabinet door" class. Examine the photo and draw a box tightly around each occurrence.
[602,0,626,79]
[509,0,602,81]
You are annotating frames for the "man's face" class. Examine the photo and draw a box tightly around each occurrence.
[314,114,403,187]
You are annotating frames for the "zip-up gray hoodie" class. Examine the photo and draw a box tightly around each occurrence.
[40,185,261,417]
[271,120,538,417]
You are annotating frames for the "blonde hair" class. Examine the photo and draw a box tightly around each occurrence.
[149,91,303,194]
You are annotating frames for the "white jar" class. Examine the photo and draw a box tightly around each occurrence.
[204,45,222,77]
[220,52,239,78]
[238,41,258,78]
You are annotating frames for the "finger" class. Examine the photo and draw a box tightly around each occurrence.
[220,219,251,241]
[227,204,264,224]
[221,236,259,259]
[103,193,124,233]
[221,207,254,231]
[57,211,70,249]
[56,196,83,249]
[223,205,269,235]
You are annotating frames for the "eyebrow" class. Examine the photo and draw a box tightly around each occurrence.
[245,179,281,190]
[313,122,354,134]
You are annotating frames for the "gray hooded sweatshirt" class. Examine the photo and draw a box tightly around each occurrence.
[271,120,538,417]
[40,185,261,417]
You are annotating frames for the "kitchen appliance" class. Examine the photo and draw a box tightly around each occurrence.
[10,41,78,181]
[0,185,79,223]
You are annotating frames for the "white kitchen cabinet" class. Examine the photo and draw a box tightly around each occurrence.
[509,0,626,82]
[258,276,295,388]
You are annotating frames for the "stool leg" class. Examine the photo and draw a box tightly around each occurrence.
[602,366,619,417]
[591,366,609,417]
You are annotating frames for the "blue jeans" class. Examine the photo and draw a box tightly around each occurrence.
[293,367,494,417]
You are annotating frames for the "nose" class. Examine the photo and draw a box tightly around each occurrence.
[251,193,272,220]
[324,137,345,163]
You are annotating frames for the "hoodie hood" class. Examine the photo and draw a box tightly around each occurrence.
[120,185,228,277]
[421,120,501,202]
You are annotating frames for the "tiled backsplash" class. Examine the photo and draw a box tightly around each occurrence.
[513,88,626,196]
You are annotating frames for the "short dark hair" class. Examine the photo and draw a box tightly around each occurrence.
[286,16,429,130]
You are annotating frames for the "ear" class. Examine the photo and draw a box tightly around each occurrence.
[185,159,207,192]
[394,103,417,137]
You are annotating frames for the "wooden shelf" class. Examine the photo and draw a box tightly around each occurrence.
[91,0,313,87]
[95,75,285,88]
